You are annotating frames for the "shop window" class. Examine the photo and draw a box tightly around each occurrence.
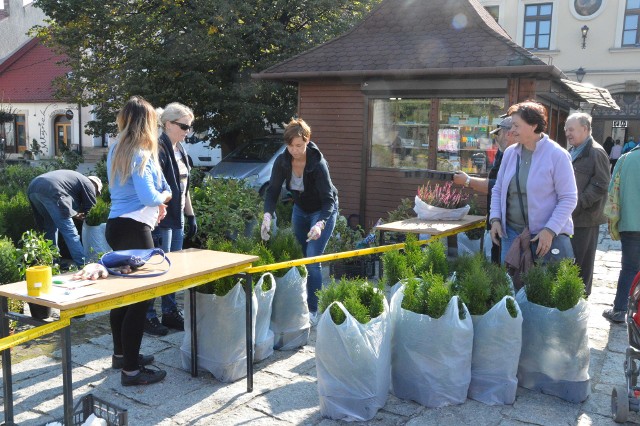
[370,98,431,170]
[15,114,26,153]
[437,98,505,174]
[485,6,499,22]
[54,115,72,155]
[623,0,640,46]
[523,3,552,50]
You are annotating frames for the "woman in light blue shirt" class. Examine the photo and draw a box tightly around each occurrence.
[105,96,171,386]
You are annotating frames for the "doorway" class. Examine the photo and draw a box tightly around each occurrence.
[54,115,72,155]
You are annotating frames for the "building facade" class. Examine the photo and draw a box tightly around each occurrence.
[478,0,640,143]
[0,0,95,159]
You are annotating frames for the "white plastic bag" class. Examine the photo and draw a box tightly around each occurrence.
[516,288,590,403]
[469,296,522,405]
[316,300,391,421]
[81,222,112,262]
[255,273,276,362]
[413,195,470,220]
[390,288,473,408]
[271,266,310,350]
[180,281,257,382]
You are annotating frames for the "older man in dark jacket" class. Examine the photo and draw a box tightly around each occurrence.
[566,112,611,296]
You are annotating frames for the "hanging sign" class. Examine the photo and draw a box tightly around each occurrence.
[613,120,627,128]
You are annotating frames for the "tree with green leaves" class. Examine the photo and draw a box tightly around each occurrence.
[32,0,381,149]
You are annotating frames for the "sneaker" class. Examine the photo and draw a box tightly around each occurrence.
[161,310,185,331]
[603,309,626,324]
[121,365,167,386]
[112,354,155,369]
[144,317,169,336]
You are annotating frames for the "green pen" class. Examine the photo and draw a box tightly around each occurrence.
[53,280,65,285]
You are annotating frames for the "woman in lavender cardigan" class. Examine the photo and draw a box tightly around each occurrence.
[489,101,578,264]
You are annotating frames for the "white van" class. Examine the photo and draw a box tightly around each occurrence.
[183,131,222,169]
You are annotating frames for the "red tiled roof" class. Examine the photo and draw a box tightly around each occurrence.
[256,0,552,80]
[0,38,70,103]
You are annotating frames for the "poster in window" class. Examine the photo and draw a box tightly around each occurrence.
[573,0,603,17]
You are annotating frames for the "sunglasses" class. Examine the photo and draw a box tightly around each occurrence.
[171,121,192,131]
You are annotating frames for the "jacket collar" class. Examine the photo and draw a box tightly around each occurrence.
[571,136,593,162]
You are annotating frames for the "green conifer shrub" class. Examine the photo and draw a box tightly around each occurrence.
[523,259,585,311]
[317,278,385,325]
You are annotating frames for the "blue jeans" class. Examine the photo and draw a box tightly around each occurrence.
[500,224,521,266]
[613,232,640,311]
[29,192,86,266]
[147,224,184,318]
[291,204,337,313]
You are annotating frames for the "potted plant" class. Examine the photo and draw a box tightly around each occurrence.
[450,254,522,405]
[266,227,309,350]
[389,268,472,408]
[384,198,415,243]
[82,197,112,262]
[517,259,589,403]
[16,230,60,320]
[315,278,390,421]
[24,139,45,161]
[414,181,470,220]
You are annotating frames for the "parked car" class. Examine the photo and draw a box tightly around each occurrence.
[208,136,285,196]
[184,130,222,169]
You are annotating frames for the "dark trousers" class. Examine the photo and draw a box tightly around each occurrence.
[571,226,599,296]
[105,217,154,371]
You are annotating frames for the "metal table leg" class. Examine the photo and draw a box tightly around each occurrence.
[1,296,15,426]
[243,273,253,393]
[61,325,73,425]
[190,287,198,377]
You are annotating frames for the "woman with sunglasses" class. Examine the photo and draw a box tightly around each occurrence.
[106,96,172,386]
[144,102,197,337]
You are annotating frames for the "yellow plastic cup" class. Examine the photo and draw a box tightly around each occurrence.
[26,265,52,296]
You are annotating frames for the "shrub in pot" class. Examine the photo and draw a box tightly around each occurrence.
[316,278,390,421]
[82,198,112,262]
[517,259,589,403]
[266,227,309,350]
[390,272,472,408]
[16,230,60,320]
[450,254,522,405]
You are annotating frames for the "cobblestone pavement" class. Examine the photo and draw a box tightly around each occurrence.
[1,224,637,425]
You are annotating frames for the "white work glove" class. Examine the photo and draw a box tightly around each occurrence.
[261,213,272,241]
[71,263,109,280]
[306,220,325,242]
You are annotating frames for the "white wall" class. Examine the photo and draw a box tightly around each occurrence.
[9,102,94,157]
[0,0,46,62]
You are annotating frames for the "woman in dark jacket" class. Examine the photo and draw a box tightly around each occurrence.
[261,118,338,322]
[144,102,196,336]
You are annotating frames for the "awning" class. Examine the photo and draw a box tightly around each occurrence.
[560,79,620,110]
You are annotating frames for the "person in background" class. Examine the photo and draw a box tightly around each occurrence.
[623,136,637,154]
[565,112,610,296]
[603,143,640,323]
[27,170,102,267]
[603,136,614,157]
[610,139,623,173]
[106,96,172,386]
[489,100,577,263]
[261,118,338,324]
[453,115,516,264]
[144,102,196,336]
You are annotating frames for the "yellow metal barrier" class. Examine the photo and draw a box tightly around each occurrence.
[0,319,70,352]
[248,219,486,274]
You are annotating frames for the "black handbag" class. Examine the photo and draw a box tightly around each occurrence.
[99,248,171,277]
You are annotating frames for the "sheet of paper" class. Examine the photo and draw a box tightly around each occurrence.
[17,285,103,303]
[52,275,97,290]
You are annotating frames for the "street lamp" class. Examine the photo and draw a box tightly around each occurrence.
[576,67,586,83]
[581,25,589,49]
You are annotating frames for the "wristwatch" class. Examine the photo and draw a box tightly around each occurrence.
[464,176,471,188]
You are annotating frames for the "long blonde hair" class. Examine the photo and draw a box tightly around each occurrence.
[110,96,159,185]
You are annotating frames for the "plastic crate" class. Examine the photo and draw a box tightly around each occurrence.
[72,394,128,426]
